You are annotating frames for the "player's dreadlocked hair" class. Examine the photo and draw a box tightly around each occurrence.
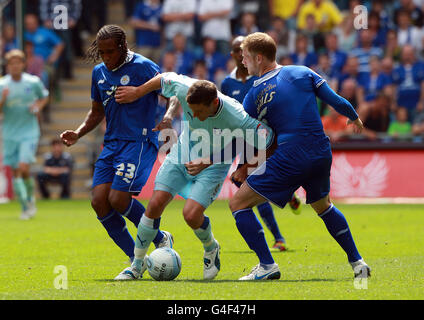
[86,24,128,63]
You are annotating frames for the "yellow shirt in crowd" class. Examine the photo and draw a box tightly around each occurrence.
[297,0,343,32]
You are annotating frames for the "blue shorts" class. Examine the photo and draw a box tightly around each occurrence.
[246,135,332,208]
[154,152,230,209]
[2,138,39,168]
[92,139,157,195]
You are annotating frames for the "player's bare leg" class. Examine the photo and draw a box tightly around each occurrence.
[183,199,220,280]
[311,195,371,279]
[230,183,281,280]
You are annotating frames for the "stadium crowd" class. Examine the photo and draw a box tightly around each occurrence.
[2,0,424,142]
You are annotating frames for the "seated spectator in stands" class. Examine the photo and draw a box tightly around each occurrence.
[357,55,393,104]
[388,107,412,138]
[368,10,387,49]
[339,78,358,108]
[197,37,227,81]
[384,29,402,62]
[372,0,393,31]
[269,0,304,30]
[37,139,73,199]
[321,106,350,142]
[395,9,424,54]
[297,0,343,33]
[290,34,318,68]
[24,40,47,84]
[267,16,296,57]
[357,93,391,140]
[314,53,337,89]
[301,13,325,53]
[161,0,196,50]
[392,45,424,122]
[412,111,424,136]
[197,0,234,54]
[2,23,17,54]
[191,60,209,80]
[278,55,293,66]
[236,12,260,36]
[351,29,384,73]
[131,0,162,63]
[394,0,424,28]
[336,56,363,93]
[334,14,357,53]
[324,32,347,76]
[172,33,195,75]
[160,51,177,73]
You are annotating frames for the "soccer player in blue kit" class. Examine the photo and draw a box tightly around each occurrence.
[60,25,172,266]
[221,36,302,252]
[230,32,371,280]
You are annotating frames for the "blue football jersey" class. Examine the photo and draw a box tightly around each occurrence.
[243,65,325,143]
[221,68,258,103]
[91,51,161,144]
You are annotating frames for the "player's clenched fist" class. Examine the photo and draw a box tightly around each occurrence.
[60,130,79,146]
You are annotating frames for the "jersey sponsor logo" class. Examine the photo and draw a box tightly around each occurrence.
[231,90,240,96]
[120,75,130,85]
[97,79,105,85]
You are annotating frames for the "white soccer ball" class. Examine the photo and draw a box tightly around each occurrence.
[146,247,182,281]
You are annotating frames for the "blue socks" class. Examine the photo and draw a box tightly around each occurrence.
[318,204,362,262]
[119,198,164,245]
[256,202,285,243]
[98,210,135,259]
[233,208,275,265]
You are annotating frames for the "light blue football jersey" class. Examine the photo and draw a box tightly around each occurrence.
[0,73,48,141]
[160,72,274,164]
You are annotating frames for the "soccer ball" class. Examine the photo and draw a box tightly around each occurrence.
[146,247,182,281]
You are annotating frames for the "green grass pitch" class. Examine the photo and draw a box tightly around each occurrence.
[0,199,423,300]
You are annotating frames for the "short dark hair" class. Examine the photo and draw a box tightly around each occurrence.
[51,138,62,146]
[186,80,217,106]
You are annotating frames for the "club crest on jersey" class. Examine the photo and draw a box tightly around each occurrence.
[120,75,130,85]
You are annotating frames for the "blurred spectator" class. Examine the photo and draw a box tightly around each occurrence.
[197,0,234,54]
[368,10,387,49]
[161,0,196,50]
[395,9,424,54]
[266,17,296,58]
[171,33,195,75]
[314,53,334,82]
[394,0,424,28]
[381,56,395,77]
[388,107,412,138]
[160,51,177,73]
[412,111,424,135]
[236,12,260,36]
[269,0,305,30]
[324,33,347,76]
[351,29,383,73]
[339,78,358,108]
[290,34,318,68]
[81,0,107,34]
[2,23,17,54]
[37,138,73,199]
[372,0,394,30]
[278,55,294,66]
[131,0,162,63]
[301,13,325,52]
[198,37,227,81]
[357,55,393,104]
[124,0,137,19]
[191,60,209,80]
[321,106,350,142]
[236,0,272,32]
[358,93,391,140]
[384,29,402,62]
[39,0,82,79]
[333,14,357,53]
[392,45,424,122]
[24,41,46,83]
[337,55,363,92]
[297,0,343,33]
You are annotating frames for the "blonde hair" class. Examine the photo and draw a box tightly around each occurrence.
[5,49,26,63]
[241,32,276,62]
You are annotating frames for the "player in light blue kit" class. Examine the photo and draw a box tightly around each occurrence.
[113,72,274,280]
[222,36,302,252]
[60,25,172,268]
[230,32,371,280]
[0,49,49,220]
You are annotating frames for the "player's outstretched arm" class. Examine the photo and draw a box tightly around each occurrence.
[115,73,163,104]
[60,100,104,146]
